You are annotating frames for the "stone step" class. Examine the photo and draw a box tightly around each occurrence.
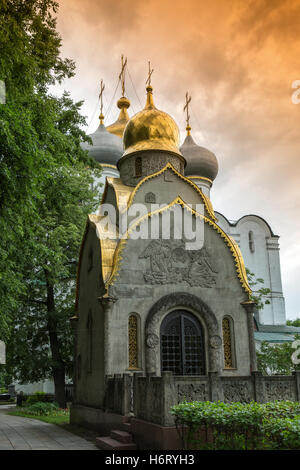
[111,430,133,443]
[96,436,137,450]
[121,422,132,432]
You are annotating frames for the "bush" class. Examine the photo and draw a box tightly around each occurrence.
[20,401,59,416]
[25,392,48,405]
[171,400,300,450]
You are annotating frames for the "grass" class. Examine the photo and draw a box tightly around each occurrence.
[7,407,70,425]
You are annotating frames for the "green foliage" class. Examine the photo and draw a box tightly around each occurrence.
[257,336,300,375]
[171,400,300,450]
[25,391,47,404]
[9,402,69,424]
[287,318,300,328]
[16,401,58,416]
[246,269,271,310]
[0,387,8,394]
[0,0,96,340]
[0,1,102,406]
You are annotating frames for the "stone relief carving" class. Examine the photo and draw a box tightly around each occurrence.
[146,333,159,349]
[210,335,222,349]
[177,383,208,403]
[264,380,296,402]
[139,240,218,287]
[223,381,252,403]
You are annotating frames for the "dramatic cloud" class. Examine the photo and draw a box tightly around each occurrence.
[53,0,300,318]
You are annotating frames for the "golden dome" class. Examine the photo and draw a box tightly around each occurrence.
[106,96,130,138]
[123,85,182,157]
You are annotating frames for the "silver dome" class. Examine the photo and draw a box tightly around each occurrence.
[180,134,218,181]
[81,124,123,166]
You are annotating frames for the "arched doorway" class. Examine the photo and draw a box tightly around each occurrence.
[160,310,205,375]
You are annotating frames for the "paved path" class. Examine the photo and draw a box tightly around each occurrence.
[0,406,97,450]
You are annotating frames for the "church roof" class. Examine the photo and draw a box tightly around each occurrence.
[123,85,183,158]
[106,96,131,138]
[81,123,123,167]
[180,133,218,181]
[254,332,297,343]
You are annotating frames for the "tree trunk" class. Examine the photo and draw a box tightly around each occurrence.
[45,273,66,408]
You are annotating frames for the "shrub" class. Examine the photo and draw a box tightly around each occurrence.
[20,401,59,416]
[25,392,48,405]
[171,400,300,450]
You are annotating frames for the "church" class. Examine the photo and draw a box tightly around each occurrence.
[71,61,300,449]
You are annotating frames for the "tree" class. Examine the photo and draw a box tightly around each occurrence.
[287,318,300,328]
[0,0,100,406]
[246,268,271,312]
[0,0,94,340]
[257,336,300,375]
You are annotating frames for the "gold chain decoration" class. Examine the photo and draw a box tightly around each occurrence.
[222,317,233,368]
[128,315,138,369]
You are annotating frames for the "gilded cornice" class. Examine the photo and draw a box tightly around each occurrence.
[188,175,213,184]
[123,162,216,221]
[105,196,251,297]
[90,214,119,284]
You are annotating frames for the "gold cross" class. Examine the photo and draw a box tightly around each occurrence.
[99,79,105,115]
[119,54,127,97]
[184,91,191,128]
[146,61,154,86]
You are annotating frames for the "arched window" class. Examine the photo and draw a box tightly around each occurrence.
[128,314,139,369]
[135,157,142,177]
[160,310,205,375]
[87,311,93,373]
[222,316,235,369]
[248,231,255,253]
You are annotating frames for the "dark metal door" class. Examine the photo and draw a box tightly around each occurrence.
[160,310,205,375]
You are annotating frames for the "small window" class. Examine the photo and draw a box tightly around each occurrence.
[135,157,142,177]
[248,231,255,253]
[145,192,156,203]
[222,316,235,369]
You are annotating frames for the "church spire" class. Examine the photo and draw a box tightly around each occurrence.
[145,61,155,109]
[183,91,191,136]
[99,79,105,125]
[106,55,131,138]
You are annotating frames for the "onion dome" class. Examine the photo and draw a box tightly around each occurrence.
[180,128,218,181]
[81,121,123,167]
[106,96,130,138]
[123,85,182,158]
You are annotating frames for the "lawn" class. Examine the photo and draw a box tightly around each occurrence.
[8,408,70,425]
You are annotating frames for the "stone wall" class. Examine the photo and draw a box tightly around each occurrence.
[104,371,300,427]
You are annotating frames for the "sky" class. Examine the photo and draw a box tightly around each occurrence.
[52,0,300,319]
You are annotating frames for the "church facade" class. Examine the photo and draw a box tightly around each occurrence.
[71,76,300,448]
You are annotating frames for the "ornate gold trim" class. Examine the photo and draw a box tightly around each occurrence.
[188,176,213,184]
[105,196,251,296]
[123,162,216,221]
[100,163,118,169]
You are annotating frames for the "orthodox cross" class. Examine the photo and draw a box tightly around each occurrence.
[146,61,154,86]
[184,91,191,129]
[119,54,127,96]
[99,79,105,123]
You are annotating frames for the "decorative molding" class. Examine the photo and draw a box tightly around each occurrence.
[105,196,251,297]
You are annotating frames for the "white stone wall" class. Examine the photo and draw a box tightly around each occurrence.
[216,212,286,325]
